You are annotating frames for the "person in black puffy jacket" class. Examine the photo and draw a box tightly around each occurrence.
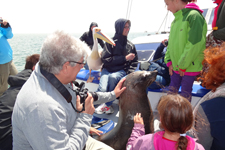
[95,18,138,115]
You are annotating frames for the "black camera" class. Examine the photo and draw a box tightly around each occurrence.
[72,81,98,104]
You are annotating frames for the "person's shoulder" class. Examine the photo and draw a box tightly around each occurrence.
[186,136,205,150]
[81,31,89,36]
[127,40,135,48]
[195,142,205,150]
[186,9,204,19]
[137,133,154,142]
[127,133,155,150]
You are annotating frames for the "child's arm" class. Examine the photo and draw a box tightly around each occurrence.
[126,123,145,150]
[126,113,145,150]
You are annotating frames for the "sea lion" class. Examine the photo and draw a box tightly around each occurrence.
[97,70,157,150]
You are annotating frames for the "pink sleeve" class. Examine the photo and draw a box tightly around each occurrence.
[196,143,205,150]
[166,61,172,67]
[126,123,145,150]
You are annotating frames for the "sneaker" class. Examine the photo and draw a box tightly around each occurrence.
[105,106,114,114]
[95,103,114,114]
[91,120,111,129]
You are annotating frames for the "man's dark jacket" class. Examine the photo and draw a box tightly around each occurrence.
[101,18,138,74]
[0,69,32,150]
[80,22,105,49]
[149,43,170,86]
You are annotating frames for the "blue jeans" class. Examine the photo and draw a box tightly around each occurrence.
[147,60,170,89]
[97,68,126,106]
[148,75,167,89]
[84,63,89,70]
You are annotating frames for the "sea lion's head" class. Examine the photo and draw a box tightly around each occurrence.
[124,70,157,91]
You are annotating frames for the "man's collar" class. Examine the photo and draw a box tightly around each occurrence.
[40,66,72,103]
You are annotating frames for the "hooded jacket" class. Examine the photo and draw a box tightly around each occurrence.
[164,3,207,75]
[101,18,138,74]
[0,23,13,64]
[213,0,225,40]
[0,69,32,150]
[80,22,105,49]
[212,0,223,28]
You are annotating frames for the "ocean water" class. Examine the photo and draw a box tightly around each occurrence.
[8,32,148,72]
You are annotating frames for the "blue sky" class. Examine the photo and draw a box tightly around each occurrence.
[1,0,215,34]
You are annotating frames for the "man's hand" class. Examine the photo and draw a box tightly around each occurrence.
[114,78,126,98]
[134,113,144,125]
[90,127,103,136]
[76,93,95,115]
[126,53,135,61]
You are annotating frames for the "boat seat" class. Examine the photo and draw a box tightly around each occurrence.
[91,116,114,134]
[147,84,210,98]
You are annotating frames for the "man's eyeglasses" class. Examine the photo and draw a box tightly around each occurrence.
[124,26,130,29]
[68,60,86,66]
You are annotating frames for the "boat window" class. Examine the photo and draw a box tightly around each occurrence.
[135,43,161,51]
[208,8,215,25]
[202,9,207,18]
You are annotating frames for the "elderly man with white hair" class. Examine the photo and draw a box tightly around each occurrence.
[12,31,126,150]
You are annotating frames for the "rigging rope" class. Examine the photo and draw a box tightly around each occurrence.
[126,0,133,19]
[157,11,169,34]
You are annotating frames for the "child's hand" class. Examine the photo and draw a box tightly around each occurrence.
[169,65,173,76]
[134,113,144,125]
[90,127,103,136]
[179,70,184,76]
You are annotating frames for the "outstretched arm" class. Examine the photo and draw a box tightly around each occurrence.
[126,113,146,150]
[94,78,126,105]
